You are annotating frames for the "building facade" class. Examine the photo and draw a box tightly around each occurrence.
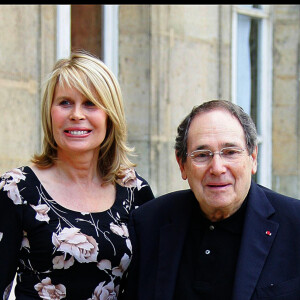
[0,5,299,199]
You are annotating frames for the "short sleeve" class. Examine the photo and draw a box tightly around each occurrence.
[116,168,154,208]
[133,173,154,207]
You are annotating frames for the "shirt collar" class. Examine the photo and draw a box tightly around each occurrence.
[191,196,248,234]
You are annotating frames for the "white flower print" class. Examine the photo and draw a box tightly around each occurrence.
[34,277,66,300]
[136,178,144,191]
[2,168,26,182]
[3,281,13,300]
[112,253,131,277]
[117,168,144,190]
[52,227,99,263]
[118,168,150,213]
[21,231,30,251]
[110,223,132,252]
[31,204,50,223]
[0,179,4,190]
[119,168,136,188]
[109,223,129,238]
[0,166,152,298]
[126,238,132,253]
[1,168,26,205]
[97,259,112,271]
[52,255,75,270]
[88,281,119,300]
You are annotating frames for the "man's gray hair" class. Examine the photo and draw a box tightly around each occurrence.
[175,100,258,163]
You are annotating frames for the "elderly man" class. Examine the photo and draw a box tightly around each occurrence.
[121,100,300,300]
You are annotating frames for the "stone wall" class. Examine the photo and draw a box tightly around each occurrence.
[272,5,300,198]
[119,5,233,196]
[120,5,300,198]
[0,5,56,174]
[0,5,299,199]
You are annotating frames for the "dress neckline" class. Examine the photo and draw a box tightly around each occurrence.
[24,166,122,215]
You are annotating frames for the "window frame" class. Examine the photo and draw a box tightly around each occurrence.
[56,5,71,60]
[56,4,119,79]
[102,5,119,77]
[231,5,273,188]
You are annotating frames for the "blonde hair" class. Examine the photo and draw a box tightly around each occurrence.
[32,50,135,183]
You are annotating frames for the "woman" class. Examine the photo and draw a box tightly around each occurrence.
[0,51,154,300]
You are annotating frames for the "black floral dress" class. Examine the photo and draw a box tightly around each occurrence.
[0,166,154,300]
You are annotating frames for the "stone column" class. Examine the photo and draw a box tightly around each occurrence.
[119,5,226,196]
[0,5,56,174]
[272,5,300,198]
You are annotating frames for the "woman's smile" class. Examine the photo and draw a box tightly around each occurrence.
[64,128,92,137]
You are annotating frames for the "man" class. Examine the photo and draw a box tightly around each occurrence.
[121,100,300,300]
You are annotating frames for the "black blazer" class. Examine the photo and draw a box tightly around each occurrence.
[121,181,300,300]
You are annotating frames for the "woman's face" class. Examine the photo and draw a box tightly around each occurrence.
[51,83,107,157]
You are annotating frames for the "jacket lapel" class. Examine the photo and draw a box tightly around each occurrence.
[154,191,195,300]
[232,183,279,300]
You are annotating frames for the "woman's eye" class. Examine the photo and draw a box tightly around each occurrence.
[59,100,71,106]
[84,100,96,107]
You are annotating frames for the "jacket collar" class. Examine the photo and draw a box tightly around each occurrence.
[154,183,279,300]
[232,182,279,300]
[155,190,196,300]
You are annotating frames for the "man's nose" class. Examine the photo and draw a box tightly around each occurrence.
[209,153,226,175]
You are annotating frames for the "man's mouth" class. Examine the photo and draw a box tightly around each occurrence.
[207,183,230,188]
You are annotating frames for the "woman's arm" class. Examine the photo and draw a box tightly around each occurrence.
[0,174,23,299]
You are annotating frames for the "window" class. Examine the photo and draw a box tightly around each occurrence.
[56,4,119,76]
[71,5,103,57]
[232,5,272,188]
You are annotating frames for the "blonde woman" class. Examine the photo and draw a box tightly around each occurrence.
[0,51,154,300]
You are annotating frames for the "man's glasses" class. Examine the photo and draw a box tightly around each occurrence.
[186,146,246,165]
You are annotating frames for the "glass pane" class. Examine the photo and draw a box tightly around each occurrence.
[237,14,252,116]
[236,15,261,131]
[249,18,260,131]
[238,5,262,10]
[236,14,263,183]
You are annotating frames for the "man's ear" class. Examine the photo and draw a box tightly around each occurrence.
[250,145,258,175]
[175,151,187,180]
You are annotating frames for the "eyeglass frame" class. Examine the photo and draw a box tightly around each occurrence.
[186,146,247,165]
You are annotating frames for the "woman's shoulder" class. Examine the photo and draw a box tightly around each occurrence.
[116,167,154,206]
[116,168,150,190]
[0,166,31,183]
[0,166,35,205]
[0,165,46,195]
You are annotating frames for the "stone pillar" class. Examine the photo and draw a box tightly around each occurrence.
[118,5,152,189]
[0,5,56,174]
[119,5,226,196]
[272,5,300,198]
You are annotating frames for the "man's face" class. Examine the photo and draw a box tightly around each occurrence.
[176,109,257,221]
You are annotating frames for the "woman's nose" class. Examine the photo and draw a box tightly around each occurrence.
[70,105,85,120]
